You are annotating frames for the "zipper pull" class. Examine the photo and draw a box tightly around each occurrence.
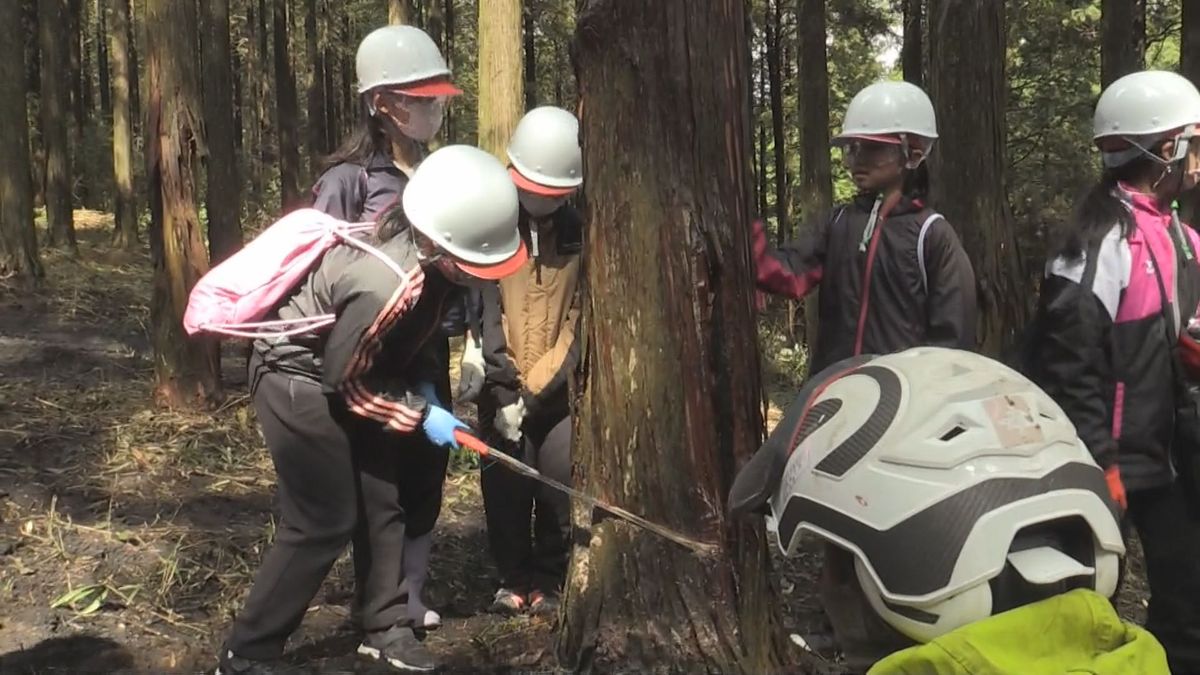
[860,196,883,253]
[531,228,541,259]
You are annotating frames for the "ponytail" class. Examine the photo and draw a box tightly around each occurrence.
[1055,161,1150,261]
[902,162,930,201]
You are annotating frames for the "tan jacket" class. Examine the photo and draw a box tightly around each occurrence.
[481,206,583,422]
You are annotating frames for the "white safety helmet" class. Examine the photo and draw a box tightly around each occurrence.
[507,106,584,196]
[730,347,1124,644]
[1094,70,1200,168]
[355,25,461,96]
[834,80,938,157]
[403,145,527,280]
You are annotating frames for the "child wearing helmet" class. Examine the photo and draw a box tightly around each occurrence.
[216,146,528,675]
[729,347,1166,674]
[753,80,976,374]
[312,24,464,640]
[463,106,584,616]
[751,81,977,668]
[1027,69,1200,673]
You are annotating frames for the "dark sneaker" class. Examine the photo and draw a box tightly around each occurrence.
[489,588,527,615]
[215,648,294,674]
[528,590,560,616]
[357,626,436,672]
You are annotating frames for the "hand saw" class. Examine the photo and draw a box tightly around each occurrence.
[454,430,719,557]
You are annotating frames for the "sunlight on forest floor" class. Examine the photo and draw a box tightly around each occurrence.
[0,212,1149,674]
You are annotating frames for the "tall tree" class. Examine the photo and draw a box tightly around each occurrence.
[478,0,523,159]
[145,0,220,407]
[796,0,832,353]
[929,0,1024,354]
[389,0,411,24]
[96,0,110,117]
[68,0,84,144]
[305,0,329,168]
[109,0,137,248]
[524,0,537,110]
[1101,0,1146,87]
[0,0,43,279]
[766,0,788,243]
[1180,0,1200,226]
[273,0,303,211]
[443,0,456,143]
[200,0,242,264]
[560,1,786,671]
[902,0,923,86]
[126,0,140,134]
[39,0,77,252]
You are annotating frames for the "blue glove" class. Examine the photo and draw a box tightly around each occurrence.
[423,405,467,449]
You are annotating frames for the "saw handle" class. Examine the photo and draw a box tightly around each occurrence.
[454,429,490,457]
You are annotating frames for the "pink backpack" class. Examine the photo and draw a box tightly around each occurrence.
[183,208,405,339]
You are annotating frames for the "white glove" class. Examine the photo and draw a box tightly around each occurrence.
[457,338,485,403]
[494,399,527,442]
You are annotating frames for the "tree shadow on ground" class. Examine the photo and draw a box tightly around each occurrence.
[0,635,136,674]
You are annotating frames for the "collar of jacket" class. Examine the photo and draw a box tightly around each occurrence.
[1117,182,1173,221]
[851,192,924,217]
[518,206,583,254]
[364,149,405,172]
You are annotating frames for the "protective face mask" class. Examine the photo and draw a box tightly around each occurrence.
[519,192,567,218]
[394,97,446,142]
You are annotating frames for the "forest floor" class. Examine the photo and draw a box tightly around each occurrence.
[0,213,1149,674]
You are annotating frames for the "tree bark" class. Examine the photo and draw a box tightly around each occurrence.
[110,0,137,248]
[273,0,303,211]
[929,0,1024,355]
[200,0,243,264]
[1100,0,1145,87]
[0,0,43,279]
[766,0,788,243]
[478,0,523,159]
[39,0,77,252]
[443,0,455,143]
[68,0,84,145]
[796,0,831,357]
[127,0,140,134]
[559,2,787,672]
[902,0,923,87]
[1180,0,1200,226]
[305,0,328,168]
[96,0,110,118]
[524,0,537,110]
[145,0,221,408]
[389,0,411,24]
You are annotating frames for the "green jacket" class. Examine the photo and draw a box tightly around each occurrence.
[867,589,1168,675]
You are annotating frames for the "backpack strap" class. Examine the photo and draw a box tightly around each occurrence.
[917,212,943,295]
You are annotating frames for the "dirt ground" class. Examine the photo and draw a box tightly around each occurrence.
[0,214,1148,674]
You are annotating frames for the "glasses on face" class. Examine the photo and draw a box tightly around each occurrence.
[842,140,902,168]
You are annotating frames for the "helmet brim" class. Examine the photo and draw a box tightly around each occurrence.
[452,239,529,280]
[509,167,579,197]
[833,133,905,146]
[399,78,463,97]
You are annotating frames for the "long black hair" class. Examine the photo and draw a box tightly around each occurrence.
[903,161,930,201]
[1055,155,1165,261]
[321,96,391,172]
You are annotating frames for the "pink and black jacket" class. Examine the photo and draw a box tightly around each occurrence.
[753,193,977,373]
[1030,186,1200,491]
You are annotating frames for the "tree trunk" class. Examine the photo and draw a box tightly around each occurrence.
[1101,0,1145,87]
[1180,0,1200,226]
[756,19,768,225]
[443,0,455,143]
[110,0,137,248]
[23,0,45,211]
[929,0,1024,355]
[478,0,523,159]
[273,0,303,211]
[559,3,786,672]
[389,0,411,24]
[796,0,831,357]
[305,0,328,168]
[127,0,140,134]
[201,0,242,264]
[766,0,788,243]
[524,0,537,110]
[145,0,221,408]
[68,0,84,144]
[902,0,923,87]
[39,0,77,252]
[96,0,110,118]
[0,0,43,279]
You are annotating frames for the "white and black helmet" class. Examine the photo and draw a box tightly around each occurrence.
[730,347,1124,643]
